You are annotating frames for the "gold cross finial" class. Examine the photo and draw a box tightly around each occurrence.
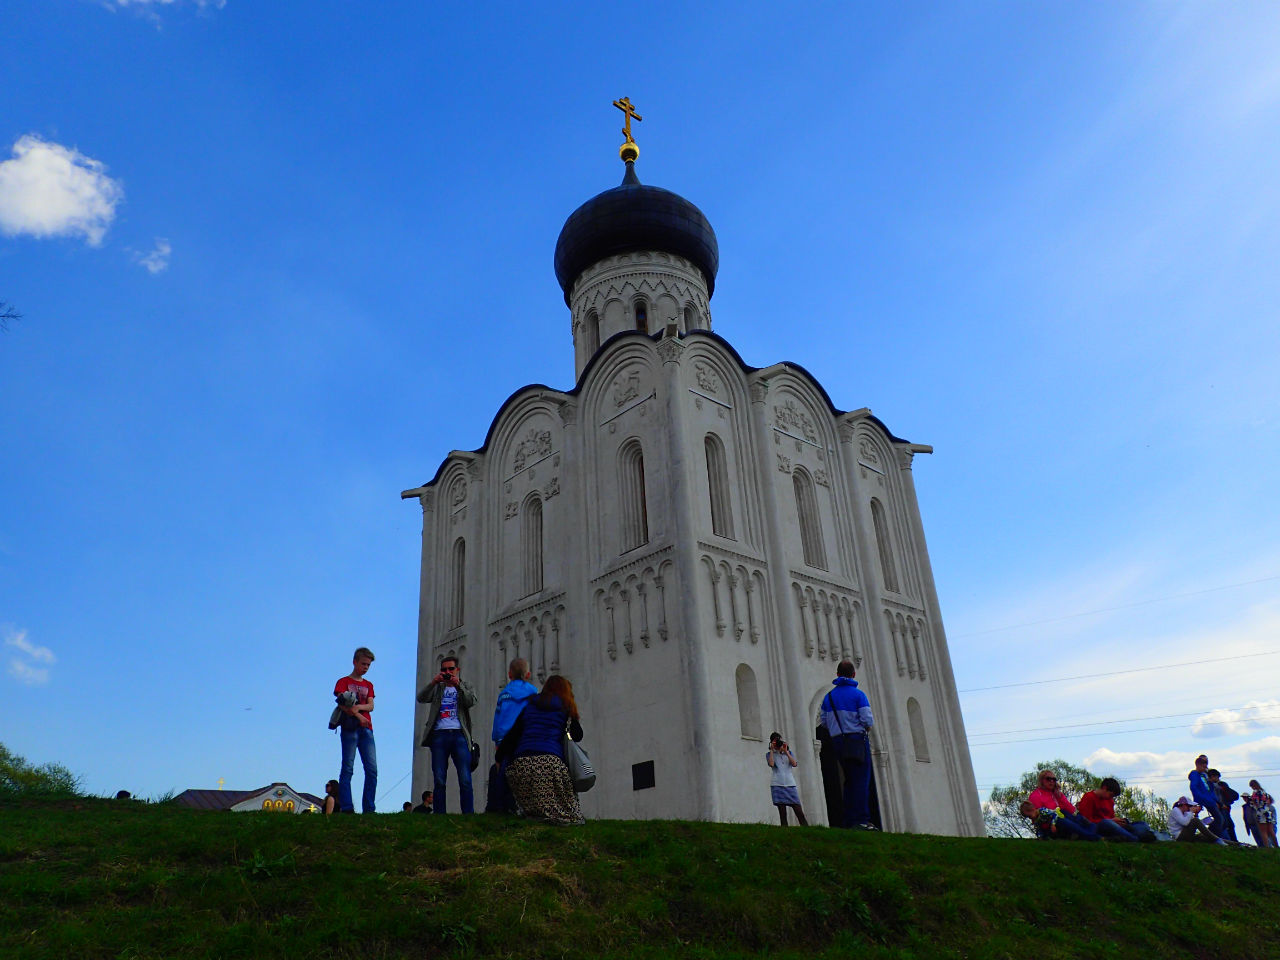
[613,97,643,162]
[217,777,224,791]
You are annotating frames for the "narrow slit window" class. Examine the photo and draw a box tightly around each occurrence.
[704,433,735,539]
[793,469,827,570]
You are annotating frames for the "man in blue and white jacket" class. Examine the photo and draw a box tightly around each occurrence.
[486,658,538,813]
[819,659,876,830]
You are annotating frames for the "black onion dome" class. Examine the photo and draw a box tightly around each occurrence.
[554,162,719,305]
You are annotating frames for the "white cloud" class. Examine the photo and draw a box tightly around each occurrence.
[109,0,227,9]
[1192,699,1280,738]
[9,658,50,686]
[0,136,123,246]
[1085,736,1280,799]
[135,238,172,274]
[5,629,55,664]
[4,628,55,686]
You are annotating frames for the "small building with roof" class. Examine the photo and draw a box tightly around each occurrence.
[173,782,325,814]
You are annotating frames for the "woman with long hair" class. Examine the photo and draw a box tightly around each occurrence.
[1246,780,1277,848]
[321,779,339,815]
[496,674,585,825]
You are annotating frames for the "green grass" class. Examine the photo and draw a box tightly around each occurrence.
[3,798,1278,960]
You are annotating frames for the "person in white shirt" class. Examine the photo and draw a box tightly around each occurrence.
[1169,796,1224,844]
[766,731,808,826]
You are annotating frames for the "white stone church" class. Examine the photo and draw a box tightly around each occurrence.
[402,129,983,835]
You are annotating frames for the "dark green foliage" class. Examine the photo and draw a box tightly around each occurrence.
[0,742,83,799]
[2,798,1277,960]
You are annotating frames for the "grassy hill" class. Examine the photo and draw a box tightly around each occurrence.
[3,798,1278,959]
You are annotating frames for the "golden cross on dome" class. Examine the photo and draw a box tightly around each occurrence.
[613,96,643,145]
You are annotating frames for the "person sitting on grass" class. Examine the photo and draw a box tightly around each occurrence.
[1027,770,1099,840]
[1169,797,1224,844]
[321,780,339,816]
[1020,799,1065,838]
[1077,777,1157,842]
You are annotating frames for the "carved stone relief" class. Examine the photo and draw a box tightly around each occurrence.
[513,429,552,472]
[776,454,791,473]
[774,399,817,442]
[693,362,720,394]
[612,370,641,407]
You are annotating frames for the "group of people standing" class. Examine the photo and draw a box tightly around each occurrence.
[328,647,587,825]
[1177,753,1277,848]
[1021,754,1277,847]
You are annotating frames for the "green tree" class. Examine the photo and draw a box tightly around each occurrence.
[983,759,1170,837]
[984,758,1099,838]
[0,742,83,799]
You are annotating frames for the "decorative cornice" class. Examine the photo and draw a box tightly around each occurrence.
[487,592,567,632]
[697,541,768,569]
[591,545,674,587]
[789,569,860,596]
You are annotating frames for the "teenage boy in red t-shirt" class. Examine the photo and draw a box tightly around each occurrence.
[334,647,377,813]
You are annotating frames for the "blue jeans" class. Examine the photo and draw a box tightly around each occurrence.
[1095,818,1155,842]
[1202,801,1225,838]
[1044,812,1100,840]
[429,729,473,814]
[339,725,377,813]
[836,735,872,827]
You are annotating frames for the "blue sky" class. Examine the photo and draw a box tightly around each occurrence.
[3,1,1278,818]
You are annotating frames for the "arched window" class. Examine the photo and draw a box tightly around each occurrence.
[583,310,600,357]
[793,469,827,570]
[449,538,466,628]
[635,299,648,333]
[870,498,899,593]
[523,493,543,596]
[907,697,930,762]
[684,305,697,331]
[704,433,735,539]
[735,664,761,739]
[619,439,649,551]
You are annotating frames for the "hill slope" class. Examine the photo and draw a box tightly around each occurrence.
[3,799,1278,959]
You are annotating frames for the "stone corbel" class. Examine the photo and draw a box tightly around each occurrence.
[895,443,933,471]
[838,408,872,443]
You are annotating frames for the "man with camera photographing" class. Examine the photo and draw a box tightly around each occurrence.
[417,655,478,814]
[818,659,876,830]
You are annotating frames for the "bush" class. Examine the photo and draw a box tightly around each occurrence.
[0,742,83,799]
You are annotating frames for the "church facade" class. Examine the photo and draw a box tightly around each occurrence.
[403,129,983,835]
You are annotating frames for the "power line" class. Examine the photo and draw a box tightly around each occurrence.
[968,712,1280,746]
[952,574,1280,639]
[967,702,1280,738]
[376,770,411,804]
[959,649,1280,693]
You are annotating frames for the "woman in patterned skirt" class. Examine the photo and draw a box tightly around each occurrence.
[1246,780,1277,848]
[497,674,585,825]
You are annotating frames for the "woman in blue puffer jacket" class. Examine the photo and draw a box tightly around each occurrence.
[497,674,585,825]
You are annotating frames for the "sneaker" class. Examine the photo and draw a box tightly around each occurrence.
[854,822,880,831]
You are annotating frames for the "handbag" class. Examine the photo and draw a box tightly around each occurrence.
[470,740,481,772]
[564,737,596,792]
[824,694,866,765]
